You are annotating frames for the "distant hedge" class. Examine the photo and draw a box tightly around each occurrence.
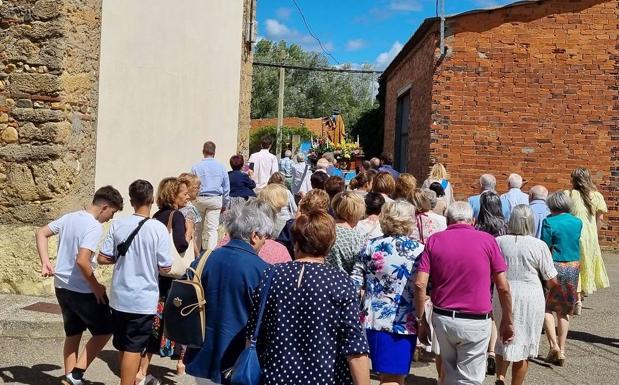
[249,126,314,155]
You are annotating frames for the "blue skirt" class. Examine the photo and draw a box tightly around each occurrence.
[366,329,417,375]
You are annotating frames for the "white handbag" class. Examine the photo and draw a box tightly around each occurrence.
[160,210,195,278]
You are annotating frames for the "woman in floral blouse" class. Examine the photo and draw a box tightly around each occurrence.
[351,200,425,385]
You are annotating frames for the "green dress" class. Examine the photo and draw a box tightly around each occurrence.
[566,190,610,294]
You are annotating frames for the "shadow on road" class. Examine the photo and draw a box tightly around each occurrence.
[568,330,619,350]
[98,350,180,385]
[0,364,104,385]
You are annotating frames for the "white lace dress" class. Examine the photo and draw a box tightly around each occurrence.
[493,235,557,361]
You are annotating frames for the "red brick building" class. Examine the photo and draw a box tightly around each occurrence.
[380,0,618,246]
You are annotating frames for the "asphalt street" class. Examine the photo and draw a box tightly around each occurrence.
[1,254,617,385]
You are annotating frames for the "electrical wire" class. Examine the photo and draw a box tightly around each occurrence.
[289,0,340,65]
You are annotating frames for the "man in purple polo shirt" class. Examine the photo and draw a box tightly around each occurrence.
[414,201,514,385]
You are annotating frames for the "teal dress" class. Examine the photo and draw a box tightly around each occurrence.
[541,213,583,315]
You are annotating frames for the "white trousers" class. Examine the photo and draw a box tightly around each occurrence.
[194,196,223,251]
[432,313,491,385]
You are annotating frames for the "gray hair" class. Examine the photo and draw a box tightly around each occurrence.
[507,204,535,236]
[323,152,336,165]
[480,174,497,191]
[284,150,292,158]
[296,152,305,162]
[224,198,275,242]
[379,199,416,236]
[316,158,330,170]
[445,201,474,225]
[529,185,548,201]
[508,173,523,189]
[547,191,572,214]
[422,188,438,210]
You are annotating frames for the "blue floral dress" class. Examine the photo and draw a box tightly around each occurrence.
[351,235,425,335]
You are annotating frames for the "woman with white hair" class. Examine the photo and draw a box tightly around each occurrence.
[493,205,559,385]
[185,199,274,384]
[351,200,425,385]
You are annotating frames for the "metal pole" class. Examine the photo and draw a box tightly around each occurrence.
[276,66,285,160]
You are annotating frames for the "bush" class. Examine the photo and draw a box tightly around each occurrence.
[249,126,314,155]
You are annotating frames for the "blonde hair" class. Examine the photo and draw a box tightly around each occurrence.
[257,184,289,211]
[394,173,417,200]
[372,172,396,197]
[331,191,366,226]
[507,204,536,236]
[178,173,201,189]
[407,188,431,213]
[299,189,330,214]
[268,172,285,185]
[379,200,415,236]
[156,177,182,209]
[429,163,449,181]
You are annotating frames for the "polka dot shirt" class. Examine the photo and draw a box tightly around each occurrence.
[247,262,369,385]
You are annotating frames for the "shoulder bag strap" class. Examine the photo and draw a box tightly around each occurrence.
[251,266,277,342]
[117,217,149,257]
[416,213,426,244]
[294,163,310,195]
[166,209,176,232]
[190,249,212,282]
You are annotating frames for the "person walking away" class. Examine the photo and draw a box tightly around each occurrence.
[138,177,190,383]
[36,186,123,385]
[248,136,279,191]
[291,153,312,200]
[258,183,291,238]
[428,182,448,216]
[378,152,400,179]
[178,173,202,258]
[566,167,609,310]
[406,188,439,243]
[350,171,376,198]
[501,173,529,214]
[326,191,366,274]
[541,191,583,366]
[191,141,230,252]
[351,200,424,385]
[529,185,550,239]
[248,211,371,385]
[422,163,455,207]
[268,171,298,220]
[97,180,173,385]
[228,154,256,200]
[355,192,385,241]
[323,152,344,177]
[393,173,417,200]
[279,149,294,188]
[493,205,558,385]
[468,174,511,220]
[422,189,447,231]
[372,172,396,203]
[184,199,273,384]
[414,202,515,385]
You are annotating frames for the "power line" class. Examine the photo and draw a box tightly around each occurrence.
[253,61,382,74]
[290,0,340,65]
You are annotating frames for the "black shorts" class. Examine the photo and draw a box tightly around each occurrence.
[55,287,113,337]
[111,309,155,353]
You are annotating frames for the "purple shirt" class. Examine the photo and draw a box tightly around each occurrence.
[417,223,507,314]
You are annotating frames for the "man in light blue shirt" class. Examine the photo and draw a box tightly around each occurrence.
[501,173,530,215]
[529,185,550,238]
[191,141,230,251]
[279,150,294,188]
[468,174,511,220]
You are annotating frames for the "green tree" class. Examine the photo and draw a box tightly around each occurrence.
[252,40,377,130]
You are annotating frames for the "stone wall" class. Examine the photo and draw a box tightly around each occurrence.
[237,0,256,158]
[383,0,619,247]
[0,0,102,294]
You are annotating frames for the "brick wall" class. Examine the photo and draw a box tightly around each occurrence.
[383,0,619,247]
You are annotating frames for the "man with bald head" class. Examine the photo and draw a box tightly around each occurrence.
[468,174,511,220]
[501,173,529,215]
[529,185,550,238]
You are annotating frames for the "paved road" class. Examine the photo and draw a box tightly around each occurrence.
[1,254,617,385]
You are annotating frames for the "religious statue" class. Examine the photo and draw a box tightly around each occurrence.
[322,109,346,145]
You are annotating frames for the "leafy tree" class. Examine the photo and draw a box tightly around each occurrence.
[252,40,377,130]
[249,126,314,155]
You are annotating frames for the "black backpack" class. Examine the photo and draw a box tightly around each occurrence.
[163,250,211,348]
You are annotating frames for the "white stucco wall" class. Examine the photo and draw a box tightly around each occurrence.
[95,0,244,207]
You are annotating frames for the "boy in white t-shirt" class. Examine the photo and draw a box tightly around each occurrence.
[97,179,172,385]
[36,186,124,385]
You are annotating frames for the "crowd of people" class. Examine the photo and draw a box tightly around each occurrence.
[36,137,610,385]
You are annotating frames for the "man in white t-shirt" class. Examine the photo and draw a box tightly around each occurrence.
[97,179,172,385]
[248,136,278,190]
[36,186,124,385]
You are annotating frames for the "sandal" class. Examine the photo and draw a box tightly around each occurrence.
[545,348,560,364]
[486,355,496,375]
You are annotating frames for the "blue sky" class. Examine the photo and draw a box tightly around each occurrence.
[257,0,514,69]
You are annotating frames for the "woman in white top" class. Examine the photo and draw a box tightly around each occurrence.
[267,172,297,220]
[422,163,455,207]
[355,192,385,241]
[493,205,558,385]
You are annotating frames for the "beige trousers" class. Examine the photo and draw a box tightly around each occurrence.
[193,196,223,251]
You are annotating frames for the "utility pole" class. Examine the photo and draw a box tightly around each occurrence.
[276,66,285,160]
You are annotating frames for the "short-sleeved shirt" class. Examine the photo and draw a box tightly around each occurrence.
[101,215,172,315]
[48,211,103,293]
[417,223,507,314]
[248,149,278,189]
[326,226,364,274]
[248,262,369,385]
[530,199,550,238]
[541,213,583,262]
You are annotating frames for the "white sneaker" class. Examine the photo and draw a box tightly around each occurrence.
[61,373,83,385]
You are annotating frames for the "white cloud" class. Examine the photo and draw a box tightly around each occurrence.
[262,19,335,54]
[389,0,423,12]
[376,41,403,69]
[346,39,366,51]
[275,7,292,20]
